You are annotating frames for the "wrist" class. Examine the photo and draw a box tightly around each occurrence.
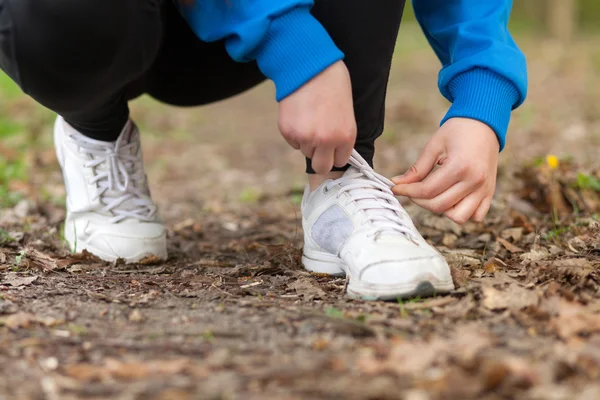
[253,7,344,101]
[440,68,520,151]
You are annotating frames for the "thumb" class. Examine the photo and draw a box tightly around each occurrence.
[393,140,443,185]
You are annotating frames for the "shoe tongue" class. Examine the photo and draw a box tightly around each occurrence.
[340,166,398,222]
[92,124,146,212]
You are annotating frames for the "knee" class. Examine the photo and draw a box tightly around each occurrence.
[4,0,162,108]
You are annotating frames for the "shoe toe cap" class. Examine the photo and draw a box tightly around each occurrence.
[87,222,167,262]
[359,256,452,287]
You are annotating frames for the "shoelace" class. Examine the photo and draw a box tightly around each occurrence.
[70,126,157,223]
[324,150,417,240]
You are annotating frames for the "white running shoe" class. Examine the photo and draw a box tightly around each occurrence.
[301,150,454,300]
[54,116,167,263]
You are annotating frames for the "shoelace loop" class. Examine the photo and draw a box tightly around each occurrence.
[325,150,417,241]
[70,126,157,223]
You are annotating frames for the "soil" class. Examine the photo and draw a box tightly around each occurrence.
[1,28,600,400]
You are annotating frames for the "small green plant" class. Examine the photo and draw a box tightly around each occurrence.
[239,187,262,204]
[575,172,600,191]
[0,155,27,208]
[0,229,13,245]
[202,330,215,341]
[325,307,344,319]
[544,226,570,241]
[14,250,25,265]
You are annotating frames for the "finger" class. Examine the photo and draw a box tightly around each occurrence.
[311,146,335,175]
[392,162,460,199]
[471,196,492,223]
[300,144,315,160]
[443,192,484,225]
[333,142,353,168]
[392,141,444,185]
[283,136,300,150]
[408,181,474,215]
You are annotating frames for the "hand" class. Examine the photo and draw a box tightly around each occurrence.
[392,118,499,224]
[278,61,357,175]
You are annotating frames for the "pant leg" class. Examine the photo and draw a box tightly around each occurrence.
[0,0,163,141]
[307,0,406,173]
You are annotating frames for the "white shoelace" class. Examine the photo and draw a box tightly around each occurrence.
[70,125,157,223]
[324,150,417,240]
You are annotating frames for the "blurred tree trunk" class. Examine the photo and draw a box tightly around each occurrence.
[546,0,578,42]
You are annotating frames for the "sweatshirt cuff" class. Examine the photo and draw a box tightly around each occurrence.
[441,68,520,151]
[253,7,345,101]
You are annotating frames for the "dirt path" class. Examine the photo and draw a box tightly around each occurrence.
[1,27,600,400]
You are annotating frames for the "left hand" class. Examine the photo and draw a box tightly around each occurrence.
[391,118,499,224]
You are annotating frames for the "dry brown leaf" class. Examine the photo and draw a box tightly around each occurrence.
[450,266,471,288]
[64,359,192,383]
[550,299,600,340]
[25,248,59,271]
[2,272,38,287]
[501,227,524,242]
[443,249,481,267]
[289,277,326,299]
[420,213,463,235]
[483,259,497,273]
[520,247,550,263]
[128,309,144,322]
[482,284,538,311]
[402,296,456,310]
[2,312,38,329]
[551,258,592,269]
[0,251,6,264]
[496,237,524,253]
[63,364,109,382]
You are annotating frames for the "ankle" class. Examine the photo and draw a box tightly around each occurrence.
[307,171,345,191]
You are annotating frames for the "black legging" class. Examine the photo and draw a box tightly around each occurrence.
[0,0,405,172]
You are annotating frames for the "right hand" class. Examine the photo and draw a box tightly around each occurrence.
[278,61,357,175]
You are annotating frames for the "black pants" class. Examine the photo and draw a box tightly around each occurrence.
[0,0,405,172]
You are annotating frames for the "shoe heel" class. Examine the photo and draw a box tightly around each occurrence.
[302,251,346,276]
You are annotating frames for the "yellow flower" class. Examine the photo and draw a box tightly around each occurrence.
[546,155,559,170]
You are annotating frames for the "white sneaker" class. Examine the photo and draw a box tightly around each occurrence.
[301,150,454,300]
[54,116,167,263]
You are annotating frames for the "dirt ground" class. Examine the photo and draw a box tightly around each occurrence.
[1,25,600,400]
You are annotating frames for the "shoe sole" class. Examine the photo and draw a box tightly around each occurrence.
[302,250,454,301]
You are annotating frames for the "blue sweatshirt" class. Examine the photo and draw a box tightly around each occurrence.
[178,0,527,150]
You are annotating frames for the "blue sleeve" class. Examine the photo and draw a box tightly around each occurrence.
[176,0,344,101]
[412,0,528,150]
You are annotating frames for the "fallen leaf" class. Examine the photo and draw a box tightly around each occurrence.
[402,296,456,310]
[0,299,18,315]
[128,309,144,322]
[551,258,592,269]
[520,247,550,263]
[0,252,6,264]
[65,358,193,383]
[497,237,524,253]
[289,278,326,299]
[501,227,524,242]
[550,299,600,340]
[420,213,463,235]
[443,249,481,267]
[2,272,38,287]
[450,266,471,288]
[25,249,59,271]
[2,312,38,329]
[442,233,458,247]
[484,259,497,273]
[482,284,538,311]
